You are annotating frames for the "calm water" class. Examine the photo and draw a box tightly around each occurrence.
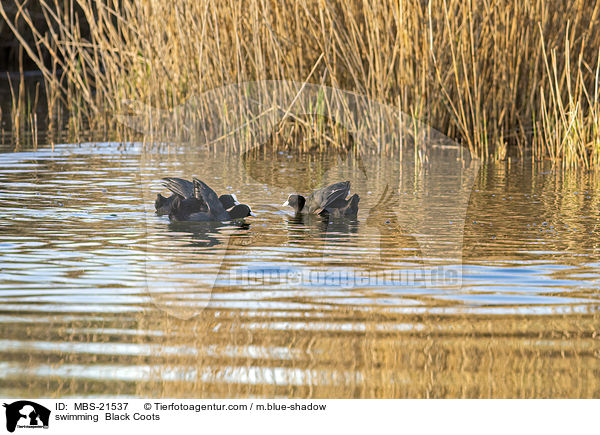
[0,141,598,398]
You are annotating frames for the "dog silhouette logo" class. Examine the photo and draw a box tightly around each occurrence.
[3,401,50,432]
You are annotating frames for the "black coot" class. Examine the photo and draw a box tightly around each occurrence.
[155,177,238,215]
[283,181,359,218]
[169,178,253,222]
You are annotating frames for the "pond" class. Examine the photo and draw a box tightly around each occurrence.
[0,140,598,398]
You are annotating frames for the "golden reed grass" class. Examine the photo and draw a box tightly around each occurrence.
[1,0,600,167]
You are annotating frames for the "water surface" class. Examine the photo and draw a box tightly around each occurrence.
[0,142,598,398]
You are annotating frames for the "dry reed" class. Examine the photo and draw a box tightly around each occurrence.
[1,0,600,167]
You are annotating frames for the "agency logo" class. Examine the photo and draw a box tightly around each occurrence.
[3,401,50,433]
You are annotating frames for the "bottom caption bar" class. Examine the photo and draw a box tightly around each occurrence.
[0,399,596,434]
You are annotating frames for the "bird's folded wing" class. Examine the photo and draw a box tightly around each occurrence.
[314,181,350,214]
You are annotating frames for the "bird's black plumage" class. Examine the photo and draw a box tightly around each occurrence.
[283,181,359,218]
[155,177,238,215]
[168,178,253,222]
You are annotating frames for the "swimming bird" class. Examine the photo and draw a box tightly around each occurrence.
[155,177,238,215]
[169,178,253,222]
[283,181,359,218]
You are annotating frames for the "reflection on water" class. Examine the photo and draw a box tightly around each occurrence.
[0,142,598,398]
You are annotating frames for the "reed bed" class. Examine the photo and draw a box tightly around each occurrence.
[1,0,600,167]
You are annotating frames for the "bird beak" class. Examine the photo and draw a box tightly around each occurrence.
[231,194,239,205]
[282,200,289,207]
[250,212,256,217]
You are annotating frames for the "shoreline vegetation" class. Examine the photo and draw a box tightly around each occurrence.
[1,0,600,168]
